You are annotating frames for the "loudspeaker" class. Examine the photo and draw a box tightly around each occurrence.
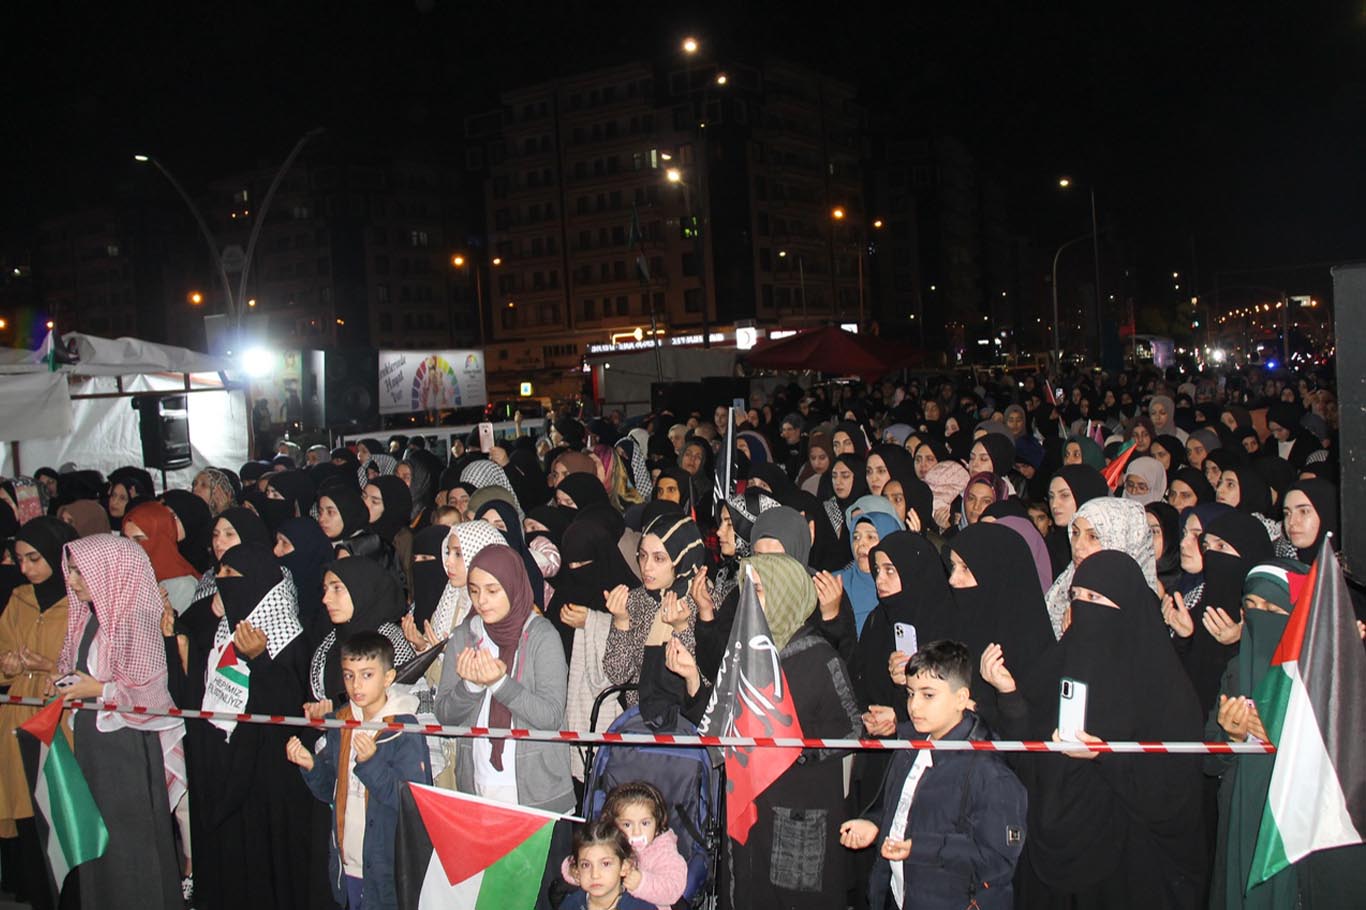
[701,376,751,411]
[1332,264,1364,575]
[651,381,704,417]
[320,349,379,429]
[134,395,192,470]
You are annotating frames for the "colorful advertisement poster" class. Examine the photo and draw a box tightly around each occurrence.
[377,350,487,414]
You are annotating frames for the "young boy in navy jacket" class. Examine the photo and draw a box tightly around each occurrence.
[840,640,1027,910]
[287,632,430,910]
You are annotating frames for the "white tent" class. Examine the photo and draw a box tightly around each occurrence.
[0,333,249,489]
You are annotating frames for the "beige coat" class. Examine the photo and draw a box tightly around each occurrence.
[0,585,71,835]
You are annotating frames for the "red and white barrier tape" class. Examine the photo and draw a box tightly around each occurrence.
[1,694,1273,754]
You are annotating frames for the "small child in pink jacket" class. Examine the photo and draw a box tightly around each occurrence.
[561,781,688,909]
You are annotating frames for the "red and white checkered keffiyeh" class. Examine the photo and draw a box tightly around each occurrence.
[59,535,186,802]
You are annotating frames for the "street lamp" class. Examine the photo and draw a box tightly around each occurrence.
[831,207,846,220]
[665,167,683,183]
[682,36,698,54]
[133,126,324,337]
[1057,175,1104,363]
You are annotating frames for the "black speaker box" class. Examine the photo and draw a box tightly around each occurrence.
[134,395,192,470]
[321,349,379,429]
[1332,264,1364,573]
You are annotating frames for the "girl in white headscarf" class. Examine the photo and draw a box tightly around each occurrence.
[1043,497,1158,638]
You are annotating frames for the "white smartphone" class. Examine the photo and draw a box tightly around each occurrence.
[893,622,917,658]
[477,421,495,453]
[1058,677,1089,742]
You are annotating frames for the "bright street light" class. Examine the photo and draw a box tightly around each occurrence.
[665,168,683,183]
[188,291,203,305]
[715,73,727,85]
[682,37,698,54]
[491,257,502,266]
[831,207,846,220]
[1058,176,1072,188]
[133,154,150,163]
[778,250,788,258]
[451,254,466,268]
[872,219,884,229]
[241,347,274,378]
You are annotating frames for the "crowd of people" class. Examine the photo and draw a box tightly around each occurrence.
[0,360,1361,910]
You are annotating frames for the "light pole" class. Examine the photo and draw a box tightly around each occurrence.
[1050,231,1095,366]
[677,37,726,347]
[450,253,499,346]
[1058,177,1104,363]
[135,127,323,336]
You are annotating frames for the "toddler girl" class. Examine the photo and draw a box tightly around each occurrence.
[562,781,688,909]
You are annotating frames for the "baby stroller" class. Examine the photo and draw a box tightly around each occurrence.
[581,684,725,909]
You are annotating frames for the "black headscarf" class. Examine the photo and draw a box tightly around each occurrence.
[476,499,546,604]
[854,531,957,719]
[1053,464,1110,507]
[276,517,333,628]
[409,525,451,627]
[366,475,413,542]
[525,504,572,548]
[1026,549,1204,894]
[1145,501,1182,594]
[1152,433,1189,478]
[1170,465,1215,504]
[261,471,315,534]
[161,489,215,573]
[321,556,406,699]
[945,522,1057,725]
[782,488,846,572]
[556,472,610,512]
[1285,478,1339,562]
[1220,465,1272,516]
[544,514,639,656]
[215,507,272,551]
[975,432,1017,477]
[404,449,444,521]
[216,543,284,629]
[15,517,78,610]
[506,446,551,512]
[320,486,369,540]
[832,420,869,458]
[749,462,794,500]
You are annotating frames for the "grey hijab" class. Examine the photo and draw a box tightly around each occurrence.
[751,506,813,567]
[1043,497,1158,639]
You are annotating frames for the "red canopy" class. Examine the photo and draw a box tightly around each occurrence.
[745,326,916,380]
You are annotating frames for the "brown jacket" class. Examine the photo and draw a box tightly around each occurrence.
[0,585,71,835]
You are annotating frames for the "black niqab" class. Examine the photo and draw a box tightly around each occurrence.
[15,517,78,610]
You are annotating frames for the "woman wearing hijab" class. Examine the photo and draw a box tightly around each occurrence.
[992,515,1055,594]
[1044,464,1111,577]
[820,452,868,548]
[603,512,704,708]
[1167,465,1215,511]
[945,522,1056,726]
[554,471,611,513]
[272,517,334,630]
[708,553,862,910]
[170,543,316,910]
[435,545,575,812]
[364,474,415,594]
[403,448,445,526]
[864,445,913,497]
[476,499,549,608]
[418,520,508,648]
[854,531,957,725]
[990,550,1205,908]
[1150,434,1188,480]
[1202,448,1242,490]
[1043,497,1157,640]
[460,459,521,510]
[57,499,111,537]
[1146,501,1183,596]
[711,491,780,605]
[781,488,847,573]
[911,438,949,481]
[798,431,835,495]
[1281,478,1338,564]
[1206,558,1308,910]
[161,489,214,574]
[1122,455,1167,506]
[306,557,416,711]
[105,466,155,525]
[124,500,201,615]
[57,535,186,909]
[1169,509,1274,711]
[831,420,870,458]
[969,432,1018,481]
[834,511,903,635]
[959,471,1008,529]
[1185,427,1221,473]
[408,525,453,630]
[259,471,314,535]
[0,518,77,906]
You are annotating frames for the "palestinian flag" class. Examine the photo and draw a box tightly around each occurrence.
[698,567,804,844]
[1100,438,1137,490]
[396,783,574,910]
[1248,542,1366,887]
[17,699,108,896]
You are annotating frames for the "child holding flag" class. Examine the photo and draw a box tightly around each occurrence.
[287,631,430,910]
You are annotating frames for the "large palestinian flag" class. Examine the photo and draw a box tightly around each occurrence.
[17,699,108,897]
[396,783,573,909]
[698,567,804,844]
[1248,542,1366,887]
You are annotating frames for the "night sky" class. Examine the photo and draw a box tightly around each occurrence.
[5,1,1364,296]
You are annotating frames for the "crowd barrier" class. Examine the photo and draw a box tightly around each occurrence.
[1,694,1274,754]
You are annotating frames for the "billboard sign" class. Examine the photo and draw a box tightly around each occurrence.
[377,349,487,414]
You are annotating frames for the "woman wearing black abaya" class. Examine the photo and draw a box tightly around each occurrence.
[403,447,444,525]
[992,550,1206,909]
[819,452,869,552]
[1044,464,1109,578]
[261,471,315,535]
[944,522,1056,728]
[781,488,848,573]
[364,474,415,594]
[408,524,452,628]
[1172,509,1274,711]
[172,543,320,910]
[305,557,416,711]
[272,517,334,632]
